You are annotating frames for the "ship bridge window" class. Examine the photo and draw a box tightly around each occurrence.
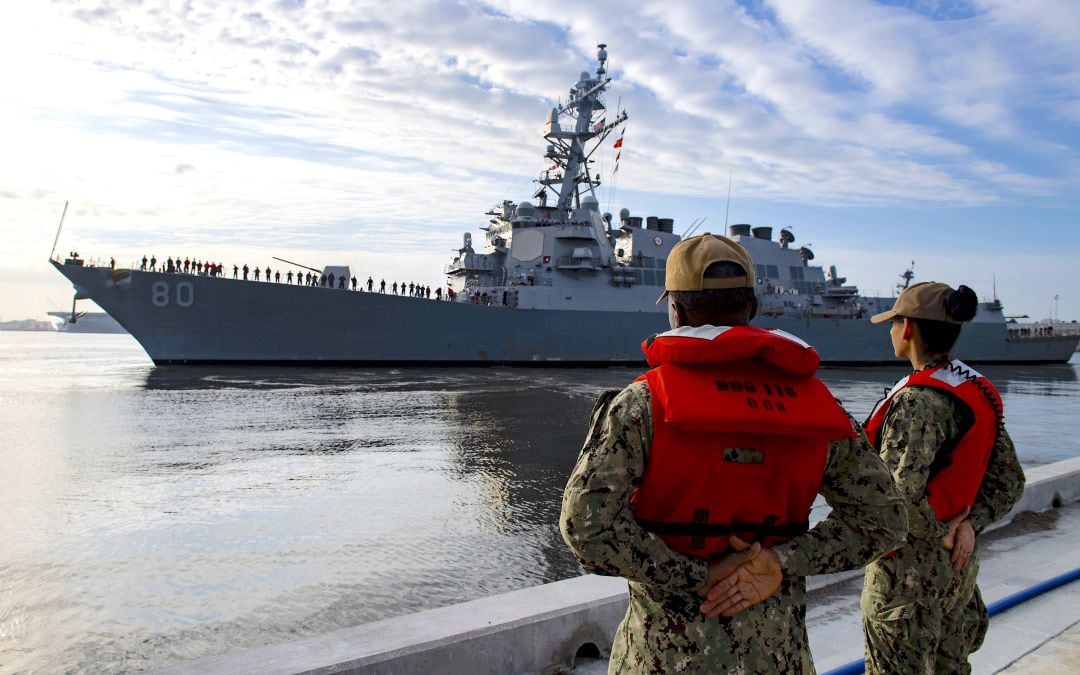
[654,258,666,269]
[766,264,779,278]
[643,270,656,286]
[789,266,805,280]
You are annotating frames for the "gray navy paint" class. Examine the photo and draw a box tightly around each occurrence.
[50,45,1078,366]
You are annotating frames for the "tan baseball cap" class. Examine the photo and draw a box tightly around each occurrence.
[656,233,755,304]
[870,281,962,324]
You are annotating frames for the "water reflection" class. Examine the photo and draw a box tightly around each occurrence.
[981,363,1077,399]
[142,365,634,588]
[442,379,616,583]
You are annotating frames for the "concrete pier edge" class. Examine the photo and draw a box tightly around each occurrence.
[155,456,1080,675]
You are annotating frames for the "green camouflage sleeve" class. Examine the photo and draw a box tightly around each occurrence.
[874,388,956,543]
[559,381,709,592]
[773,414,907,576]
[967,425,1025,533]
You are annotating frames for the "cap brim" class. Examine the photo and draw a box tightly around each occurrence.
[870,309,898,324]
[656,290,669,305]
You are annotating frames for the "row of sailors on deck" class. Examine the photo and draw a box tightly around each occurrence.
[138,254,456,300]
[1012,325,1055,337]
[140,255,224,276]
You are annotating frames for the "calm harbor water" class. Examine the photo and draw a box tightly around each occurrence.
[1,332,1077,673]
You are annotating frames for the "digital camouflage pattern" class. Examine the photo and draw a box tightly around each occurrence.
[861,385,1025,675]
[560,380,907,674]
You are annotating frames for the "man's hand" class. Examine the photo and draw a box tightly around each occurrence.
[950,520,976,571]
[696,538,761,598]
[942,506,971,551]
[698,536,782,619]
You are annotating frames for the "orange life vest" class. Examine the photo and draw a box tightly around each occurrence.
[632,325,856,560]
[863,359,1003,522]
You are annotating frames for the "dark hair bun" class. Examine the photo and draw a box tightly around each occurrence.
[945,284,978,322]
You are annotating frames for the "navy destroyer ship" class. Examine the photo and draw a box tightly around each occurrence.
[50,45,1077,365]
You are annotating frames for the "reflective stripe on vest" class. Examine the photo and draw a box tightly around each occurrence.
[864,359,1002,522]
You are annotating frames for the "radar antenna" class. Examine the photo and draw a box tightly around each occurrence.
[897,261,915,293]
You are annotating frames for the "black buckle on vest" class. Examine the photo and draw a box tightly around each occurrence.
[691,510,708,549]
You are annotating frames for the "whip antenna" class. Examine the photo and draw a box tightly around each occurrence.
[684,216,708,239]
[723,174,732,232]
[49,201,69,261]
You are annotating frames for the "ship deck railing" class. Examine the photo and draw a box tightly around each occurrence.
[1007,326,1080,340]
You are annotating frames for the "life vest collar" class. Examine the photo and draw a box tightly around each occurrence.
[643,324,820,377]
[928,361,984,387]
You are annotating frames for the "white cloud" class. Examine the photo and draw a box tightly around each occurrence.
[0,0,1078,321]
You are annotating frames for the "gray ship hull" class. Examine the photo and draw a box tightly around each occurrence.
[52,262,1078,366]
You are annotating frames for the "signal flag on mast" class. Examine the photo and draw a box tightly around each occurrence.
[613,131,624,173]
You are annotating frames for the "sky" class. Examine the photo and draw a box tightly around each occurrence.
[1,0,1078,322]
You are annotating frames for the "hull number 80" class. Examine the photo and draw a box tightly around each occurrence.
[151,281,194,308]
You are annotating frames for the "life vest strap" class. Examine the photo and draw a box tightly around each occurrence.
[636,520,810,538]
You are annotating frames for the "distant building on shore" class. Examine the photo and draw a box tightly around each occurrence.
[0,318,57,332]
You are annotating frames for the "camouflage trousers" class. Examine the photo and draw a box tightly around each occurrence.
[860,551,989,675]
[608,578,815,674]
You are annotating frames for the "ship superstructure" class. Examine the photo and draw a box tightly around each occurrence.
[444,44,678,313]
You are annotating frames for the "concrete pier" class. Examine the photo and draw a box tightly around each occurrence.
[156,456,1080,675]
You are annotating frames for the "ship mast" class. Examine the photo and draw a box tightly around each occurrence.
[538,44,627,221]
[897,260,915,293]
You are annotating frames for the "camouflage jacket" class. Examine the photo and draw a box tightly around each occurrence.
[560,380,907,673]
[863,384,1025,602]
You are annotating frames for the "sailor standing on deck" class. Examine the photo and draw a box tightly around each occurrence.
[560,233,906,673]
[860,282,1026,674]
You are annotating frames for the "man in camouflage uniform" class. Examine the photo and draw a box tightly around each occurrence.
[560,234,906,673]
[861,283,1026,674]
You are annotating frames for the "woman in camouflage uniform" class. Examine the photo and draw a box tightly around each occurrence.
[860,282,1026,674]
